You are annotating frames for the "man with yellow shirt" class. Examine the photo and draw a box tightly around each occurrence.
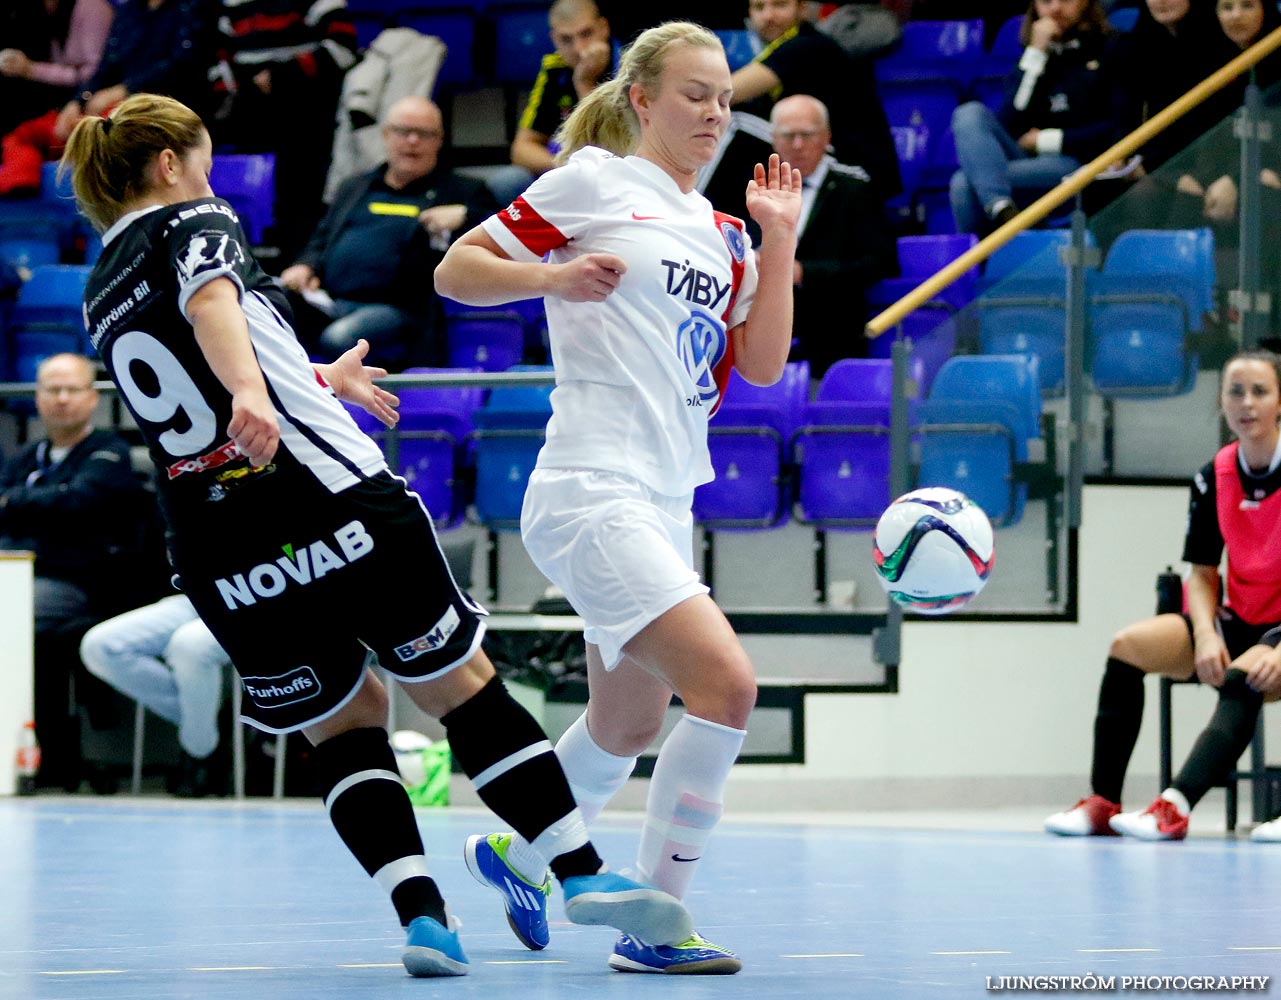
[279,95,496,367]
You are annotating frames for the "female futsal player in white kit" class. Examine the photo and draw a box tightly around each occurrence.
[435,19,802,974]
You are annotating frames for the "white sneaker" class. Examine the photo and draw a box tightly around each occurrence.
[1251,816,1281,842]
[1109,796,1188,841]
[1044,795,1121,836]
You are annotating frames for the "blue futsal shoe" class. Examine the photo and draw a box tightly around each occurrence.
[402,913,469,977]
[608,931,742,974]
[561,871,693,946]
[464,833,552,950]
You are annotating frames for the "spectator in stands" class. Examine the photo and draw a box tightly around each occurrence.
[1155,0,1281,232]
[1113,0,1234,176]
[81,595,230,797]
[488,0,617,208]
[0,354,149,790]
[0,0,112,137]
[731,0,902,204]
[208,0,359,259]
[768,94,895,374]
[279,96,497,367]
[948,0,1123,235]
[1044,349,1281,842]
[0,0,213,197]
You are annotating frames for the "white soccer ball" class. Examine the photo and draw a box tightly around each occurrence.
[872,487,995,615]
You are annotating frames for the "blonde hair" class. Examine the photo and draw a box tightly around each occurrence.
[58,93,206,234]
[554,20,723,161]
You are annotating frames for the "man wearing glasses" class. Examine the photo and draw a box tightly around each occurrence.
[279,95,496,368]
[0,353,149,790]
[767,95,895,376]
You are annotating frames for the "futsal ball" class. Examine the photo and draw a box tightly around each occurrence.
[872,487,995,615]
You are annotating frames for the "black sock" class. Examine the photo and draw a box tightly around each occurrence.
[442,676,602,882]
[311,727,446,928]
[1090,657,1145,804]
[1172,669,1263,809]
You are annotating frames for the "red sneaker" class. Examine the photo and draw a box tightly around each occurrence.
[1109,796,1189,841]
[1044,795,1122,836]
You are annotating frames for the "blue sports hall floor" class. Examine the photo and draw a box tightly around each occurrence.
[2,798,1279,999]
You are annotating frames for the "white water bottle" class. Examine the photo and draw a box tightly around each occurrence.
[15,722,40,796]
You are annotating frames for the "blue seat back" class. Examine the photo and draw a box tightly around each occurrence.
[927,354,1041,454]
[399,9,476,87]
[1101,228,1215,322]
[1090,302,1196,396]
[978,304,1067,396]
[714,28,759,71]
[1,236,60,270]
[881,80,961,198]
[446,312,525,372]
[875,19,986,83]
[210,154,275,244]
[471,366,553,527]
[491,6,551,84]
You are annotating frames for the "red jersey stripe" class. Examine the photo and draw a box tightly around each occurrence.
[496,197,570,257]
[709,212,748,417]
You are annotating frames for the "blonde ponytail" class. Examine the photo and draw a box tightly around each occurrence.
[554,20,723,163]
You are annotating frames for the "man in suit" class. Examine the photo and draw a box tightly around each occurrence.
[769,94,896,377]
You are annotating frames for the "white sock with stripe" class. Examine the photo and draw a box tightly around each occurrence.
[636,713,744,900]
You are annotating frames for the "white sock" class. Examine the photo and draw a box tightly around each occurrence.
[986,196,1014,218]
[1160,788,1190,817]
[504,712,637,883]
[636,714,745,901]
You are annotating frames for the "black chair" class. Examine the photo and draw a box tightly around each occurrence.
[1154,569,1281,830]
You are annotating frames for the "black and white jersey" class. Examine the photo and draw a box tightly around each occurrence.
[84,197,386,522]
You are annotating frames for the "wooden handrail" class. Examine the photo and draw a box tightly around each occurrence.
[865,23,1281,338]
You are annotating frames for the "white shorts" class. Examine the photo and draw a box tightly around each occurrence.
[521,468,709,669]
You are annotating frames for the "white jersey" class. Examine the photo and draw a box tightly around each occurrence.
[483,146,758,496]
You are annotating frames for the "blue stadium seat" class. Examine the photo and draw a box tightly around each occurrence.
[209,154,275,244]
[347,368,483,526]
[868,233,978,313]
[10,264,94,374]
[969,15,1022,106]
[867,308,959,397]
[446,311,526,371]
[490,5,552,85]
[880,80,962,213]
[470,366,554,529]
[0,236,60,271]
[1107,6,1140,31]
[398,8,476,87]
[916,355,1042,525]
[692,361,809,528]
[875,19,986,84]
[714,29,759,72]
[1087,228,1212,397]
[793,359,919,528]
[1095,227,1214,329]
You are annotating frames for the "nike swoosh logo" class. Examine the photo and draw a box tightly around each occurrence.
[671,853,701,862]
[632,212,664,221]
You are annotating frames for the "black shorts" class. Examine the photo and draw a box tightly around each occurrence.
[1181,607,1280,666]
[171,470,486,733]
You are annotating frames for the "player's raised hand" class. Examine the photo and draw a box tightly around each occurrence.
[227,386,280,468]
[553,253,627,302]
[745,153,802,234]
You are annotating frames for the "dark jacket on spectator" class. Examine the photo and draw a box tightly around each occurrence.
[0,429,144,595]
[82,0,213,111]
[1114,0,1237,171]
[998,23,1125,163]
[296,163,497,316]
